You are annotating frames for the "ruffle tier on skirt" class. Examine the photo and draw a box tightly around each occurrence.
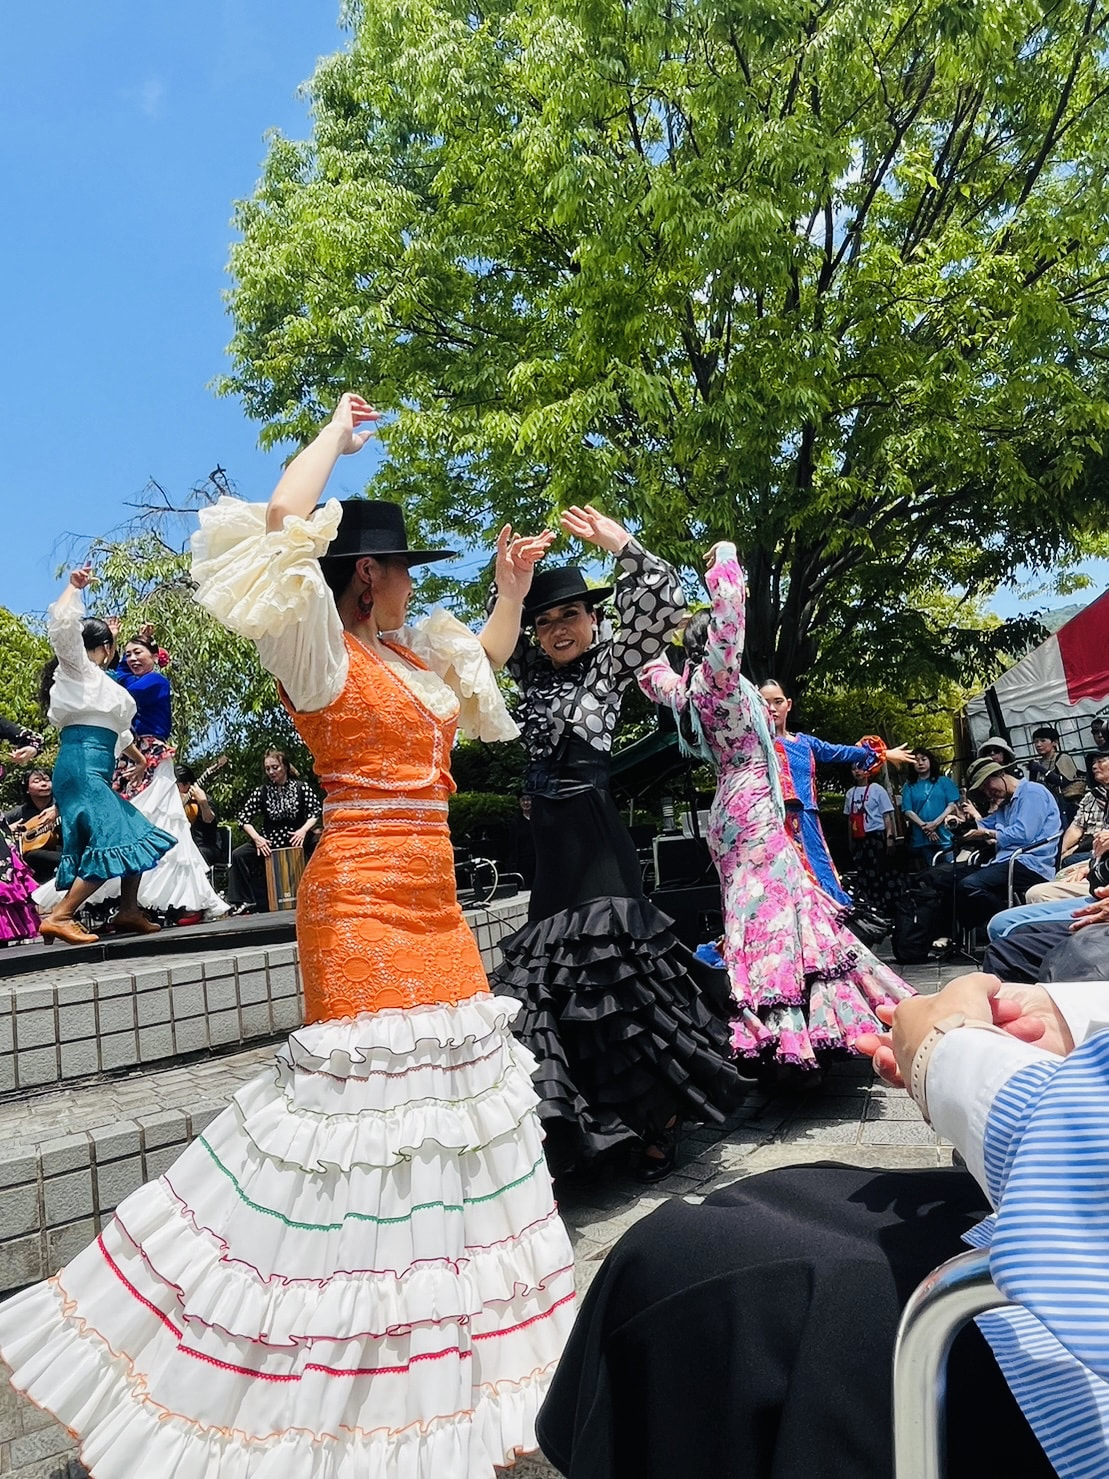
[491,895,747,1166]
[0,995,576,1478]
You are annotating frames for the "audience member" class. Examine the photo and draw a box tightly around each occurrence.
[898,749,959,866]
[1026,724,1085,825]
[920,756,1060,933]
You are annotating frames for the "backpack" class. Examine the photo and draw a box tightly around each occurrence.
[892,887,940,964]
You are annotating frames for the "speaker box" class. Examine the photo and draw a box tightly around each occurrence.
[653,834,714,888]
[650,883,723,949]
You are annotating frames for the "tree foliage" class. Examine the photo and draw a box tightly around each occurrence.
[224,0,1109,697]
[58,481,318,819]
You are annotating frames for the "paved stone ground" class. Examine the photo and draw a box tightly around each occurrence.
[501,953,968,1479]
[3,953,969,1478]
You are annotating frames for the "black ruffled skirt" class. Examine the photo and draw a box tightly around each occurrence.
[493,788,744,1166]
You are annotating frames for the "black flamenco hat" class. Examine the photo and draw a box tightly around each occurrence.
[522,565,614,621]
[319,499,455,567]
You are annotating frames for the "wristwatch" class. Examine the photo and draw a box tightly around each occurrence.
[909,1013,1006,1126]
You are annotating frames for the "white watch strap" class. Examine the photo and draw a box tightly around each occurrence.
[909,1014,1007,1126]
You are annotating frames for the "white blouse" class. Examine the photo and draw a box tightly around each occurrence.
[190,497,518,740]
[46,593,136,756]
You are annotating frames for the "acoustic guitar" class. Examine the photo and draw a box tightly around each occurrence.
[16,807,60,855]
[183,755,230,824]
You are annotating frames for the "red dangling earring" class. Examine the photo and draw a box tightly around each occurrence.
[357,587,374,619]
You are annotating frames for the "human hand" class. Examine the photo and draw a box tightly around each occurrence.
[289,826,310,851]
[329,393,381,456]
[137,622,155,645]
[560,504,630,555]
[1070,885,1109,932]
[493,526,556,603]
[703,541,732,569]
[254,837,273,858]
[855,977,1071,1090]
[106,616,121,637]
[69,566,93,591]
[1061,860,1090,882]
[1094,830,1109,860]
[8,746,37,766]
[127,755,148,784]
[886,745,915,768]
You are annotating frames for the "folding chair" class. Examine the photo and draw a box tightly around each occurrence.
[893,1248,1013,1479]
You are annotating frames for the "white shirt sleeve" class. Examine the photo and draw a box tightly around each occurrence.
[392,608,519,742]
[926,981,1109,1201]
[190,497,349,713]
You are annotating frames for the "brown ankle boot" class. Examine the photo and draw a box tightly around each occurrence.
[40,917,99,946]
[110,911,161,936]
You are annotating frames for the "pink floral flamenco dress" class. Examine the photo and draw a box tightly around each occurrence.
[638,543,913,1068]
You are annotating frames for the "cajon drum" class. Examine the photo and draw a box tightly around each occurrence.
[264,846,306,912]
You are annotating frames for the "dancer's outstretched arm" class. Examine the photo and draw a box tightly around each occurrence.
[265,394,380,533]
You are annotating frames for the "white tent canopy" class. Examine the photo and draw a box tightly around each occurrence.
[965,590,1109,760]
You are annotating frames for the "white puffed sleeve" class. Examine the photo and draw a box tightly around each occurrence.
[190,497,349,713]
[397,608,520,742]
[47,593,91,676]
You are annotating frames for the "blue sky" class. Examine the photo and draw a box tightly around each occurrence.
[1,3,1103,626]
[0,2,373,617]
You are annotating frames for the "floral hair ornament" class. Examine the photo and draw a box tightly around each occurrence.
[857,736,888,778]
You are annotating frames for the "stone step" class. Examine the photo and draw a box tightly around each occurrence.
[0,943,302,1096]
[0,1039,278,1295]
[0,895,528,1096]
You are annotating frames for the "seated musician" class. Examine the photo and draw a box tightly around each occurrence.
[3,769,62,885]
[227,748,321,913]
[174,763,223,867]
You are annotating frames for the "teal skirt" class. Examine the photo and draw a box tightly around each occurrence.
[53,726,176,889]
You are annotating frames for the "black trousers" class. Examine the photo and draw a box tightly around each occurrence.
[924,859,1045,931]
[538,1165,1053,1479]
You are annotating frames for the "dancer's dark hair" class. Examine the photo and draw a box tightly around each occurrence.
[124,633,159,656]
[38,619,115,715]
[678,613,711,755]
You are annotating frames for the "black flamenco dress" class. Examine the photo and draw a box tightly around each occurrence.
[490,539,745,1168]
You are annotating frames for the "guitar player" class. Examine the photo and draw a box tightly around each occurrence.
[4,769,61,885]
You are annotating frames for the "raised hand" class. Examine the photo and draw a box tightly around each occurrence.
[69,566,93,591]
[560,504,630,555]
[885,745,916,767]
[494,525,555,603]
[703,541,732,569]
[106,616,121,637]
[330,393,382,456]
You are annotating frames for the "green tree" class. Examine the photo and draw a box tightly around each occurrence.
[61,480,317,818]
[0,609,52,809]
[224,0,1109,696]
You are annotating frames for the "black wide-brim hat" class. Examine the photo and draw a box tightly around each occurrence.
[522,565,614,621]
[318,499,455,566]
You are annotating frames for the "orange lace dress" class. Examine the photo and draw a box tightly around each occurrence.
[0,499,575,1479]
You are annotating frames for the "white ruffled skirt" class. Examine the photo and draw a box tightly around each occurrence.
[34,757,230,917]
[0,995,576,1477]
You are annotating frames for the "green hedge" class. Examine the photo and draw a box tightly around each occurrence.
[448,791,522,842]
